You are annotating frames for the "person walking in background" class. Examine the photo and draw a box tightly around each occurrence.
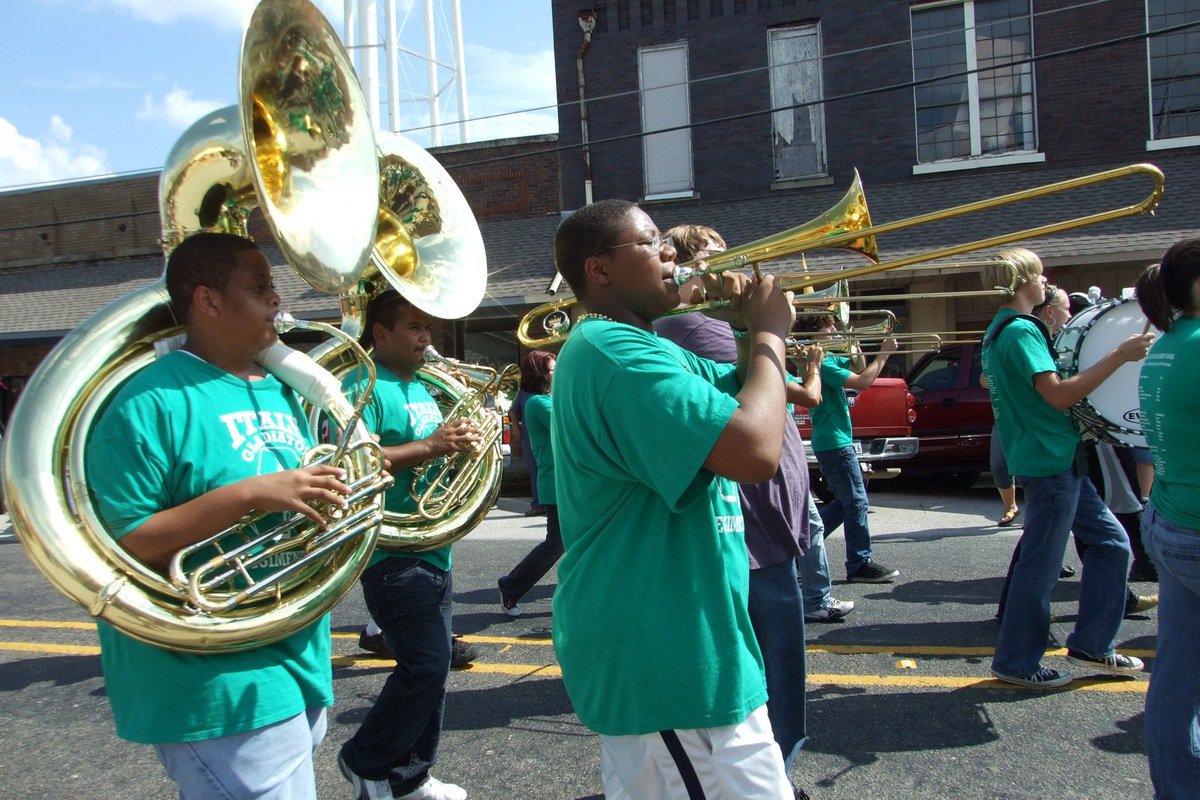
[981,248,1151,688]
[510,370,545,517]
[497,350,559,617]
[792,312,901,584]
[1136,242,1200,798]
[656,223,824,797]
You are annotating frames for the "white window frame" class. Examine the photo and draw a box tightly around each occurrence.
[768,23,828,182]
[1144,0,1200,150]
[909,0,1041,174]
[638,42,695,201]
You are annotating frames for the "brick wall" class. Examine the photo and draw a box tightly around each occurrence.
[433,135,562,221]
[552,0,1161,206]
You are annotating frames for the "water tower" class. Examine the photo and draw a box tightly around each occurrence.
[342,0,470,146]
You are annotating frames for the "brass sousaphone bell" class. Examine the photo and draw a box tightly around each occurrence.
[3,0,389,653]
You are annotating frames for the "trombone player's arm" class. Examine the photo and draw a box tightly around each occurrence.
[843,336,898,391]
[789,343,823,408]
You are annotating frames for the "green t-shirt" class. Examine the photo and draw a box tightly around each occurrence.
[87,351,333,744]
[343,364,451,571]
[982,309,1080,477]
[550,318,766,736]
[1139,315,1200,528]
[810,355,854,453]
[525,392,555,505]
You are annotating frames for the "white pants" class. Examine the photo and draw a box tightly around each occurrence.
[599,704,792,800]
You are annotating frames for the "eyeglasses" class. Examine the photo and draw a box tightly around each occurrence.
[602,232,674,256]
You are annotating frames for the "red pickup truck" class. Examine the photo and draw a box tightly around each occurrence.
[900,342,993,488]
[794,377,919,495]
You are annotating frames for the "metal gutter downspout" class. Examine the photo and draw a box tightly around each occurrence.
[577,11,597,206]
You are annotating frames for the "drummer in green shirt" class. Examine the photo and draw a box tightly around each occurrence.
[981,246,1152,689]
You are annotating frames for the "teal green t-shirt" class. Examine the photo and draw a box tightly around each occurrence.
[87,351,333,744]
[524,392,555,505]
[982,309,1080,477]
[1139,315,1200,528]
[810,355,854,453]
[343,364,451,571]
[550,318,766,736]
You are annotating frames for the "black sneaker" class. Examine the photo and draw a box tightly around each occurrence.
[451,635,480,669]
[846,560,899,583]
[1065,649,1145,676]
[358,630,395,660]
[989,666,1073,688]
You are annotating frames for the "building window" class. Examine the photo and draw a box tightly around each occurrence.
[639,43,695,199]
[911,0,1036,164]
[1147,0,1200,142]
[769,24,827,181]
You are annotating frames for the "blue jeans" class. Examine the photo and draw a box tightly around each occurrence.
[498,505,563,602]
[991,467,1131,677]
[341,557,452,794]
[746,557,808,783]
[154,707,326,800]
[799,493,834,614]
[814,446,874,574]
[1142,502,1200,799]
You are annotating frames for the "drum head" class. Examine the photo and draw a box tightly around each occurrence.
[1053,298,1155,448]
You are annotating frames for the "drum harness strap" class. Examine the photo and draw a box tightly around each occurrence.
[983,312,1090,474]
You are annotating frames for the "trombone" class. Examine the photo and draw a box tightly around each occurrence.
[517,163,1164,349]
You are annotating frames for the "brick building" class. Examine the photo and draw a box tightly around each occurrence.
[548,0,1200,367]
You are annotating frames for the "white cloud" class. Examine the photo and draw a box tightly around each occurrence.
[459,45,558,142]
[136,86,225,129]
[0,116,110,188]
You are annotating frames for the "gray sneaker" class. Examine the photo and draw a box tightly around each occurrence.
[805,598,855,622]
[338,753,395,800]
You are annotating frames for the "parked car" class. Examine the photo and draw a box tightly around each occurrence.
[795,376,919,498]
[901,342,993,488]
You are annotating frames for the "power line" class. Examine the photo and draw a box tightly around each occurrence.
[437,17,1200,172]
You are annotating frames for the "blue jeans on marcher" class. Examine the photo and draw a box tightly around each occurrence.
[991,467,1131,678]
[340,557,452,794]
[799,493,834,614]
[498,505,563,602]
[814,446,874,575]
[746,557,808,784]
[1142,502,1200,800]
[155,707,326,800]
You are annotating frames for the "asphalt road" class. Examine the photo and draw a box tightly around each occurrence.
[0,482,1159,799]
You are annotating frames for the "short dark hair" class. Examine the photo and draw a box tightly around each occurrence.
[554,199,638,298]
[165,232,261,322]
[520,350,556,395]
[361,289,415,348]
[792,311,837,334]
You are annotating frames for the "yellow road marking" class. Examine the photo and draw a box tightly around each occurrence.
[0,641,1149,692]
[0,619,96,630]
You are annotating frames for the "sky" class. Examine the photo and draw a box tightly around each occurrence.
[0,0,559,191]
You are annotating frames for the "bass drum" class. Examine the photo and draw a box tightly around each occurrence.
[1053,297,1159,447]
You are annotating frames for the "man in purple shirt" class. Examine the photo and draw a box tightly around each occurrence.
[654,224,825,800]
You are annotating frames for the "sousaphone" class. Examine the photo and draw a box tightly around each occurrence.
[3,0,386,653]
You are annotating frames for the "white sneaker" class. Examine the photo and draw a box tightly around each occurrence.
[337,753,394,800]
[397,775,468,800]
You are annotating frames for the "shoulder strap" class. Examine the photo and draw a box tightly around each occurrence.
[983,313,1054,358]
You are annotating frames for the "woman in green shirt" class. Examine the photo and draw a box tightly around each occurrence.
[1136,240,1200,799]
